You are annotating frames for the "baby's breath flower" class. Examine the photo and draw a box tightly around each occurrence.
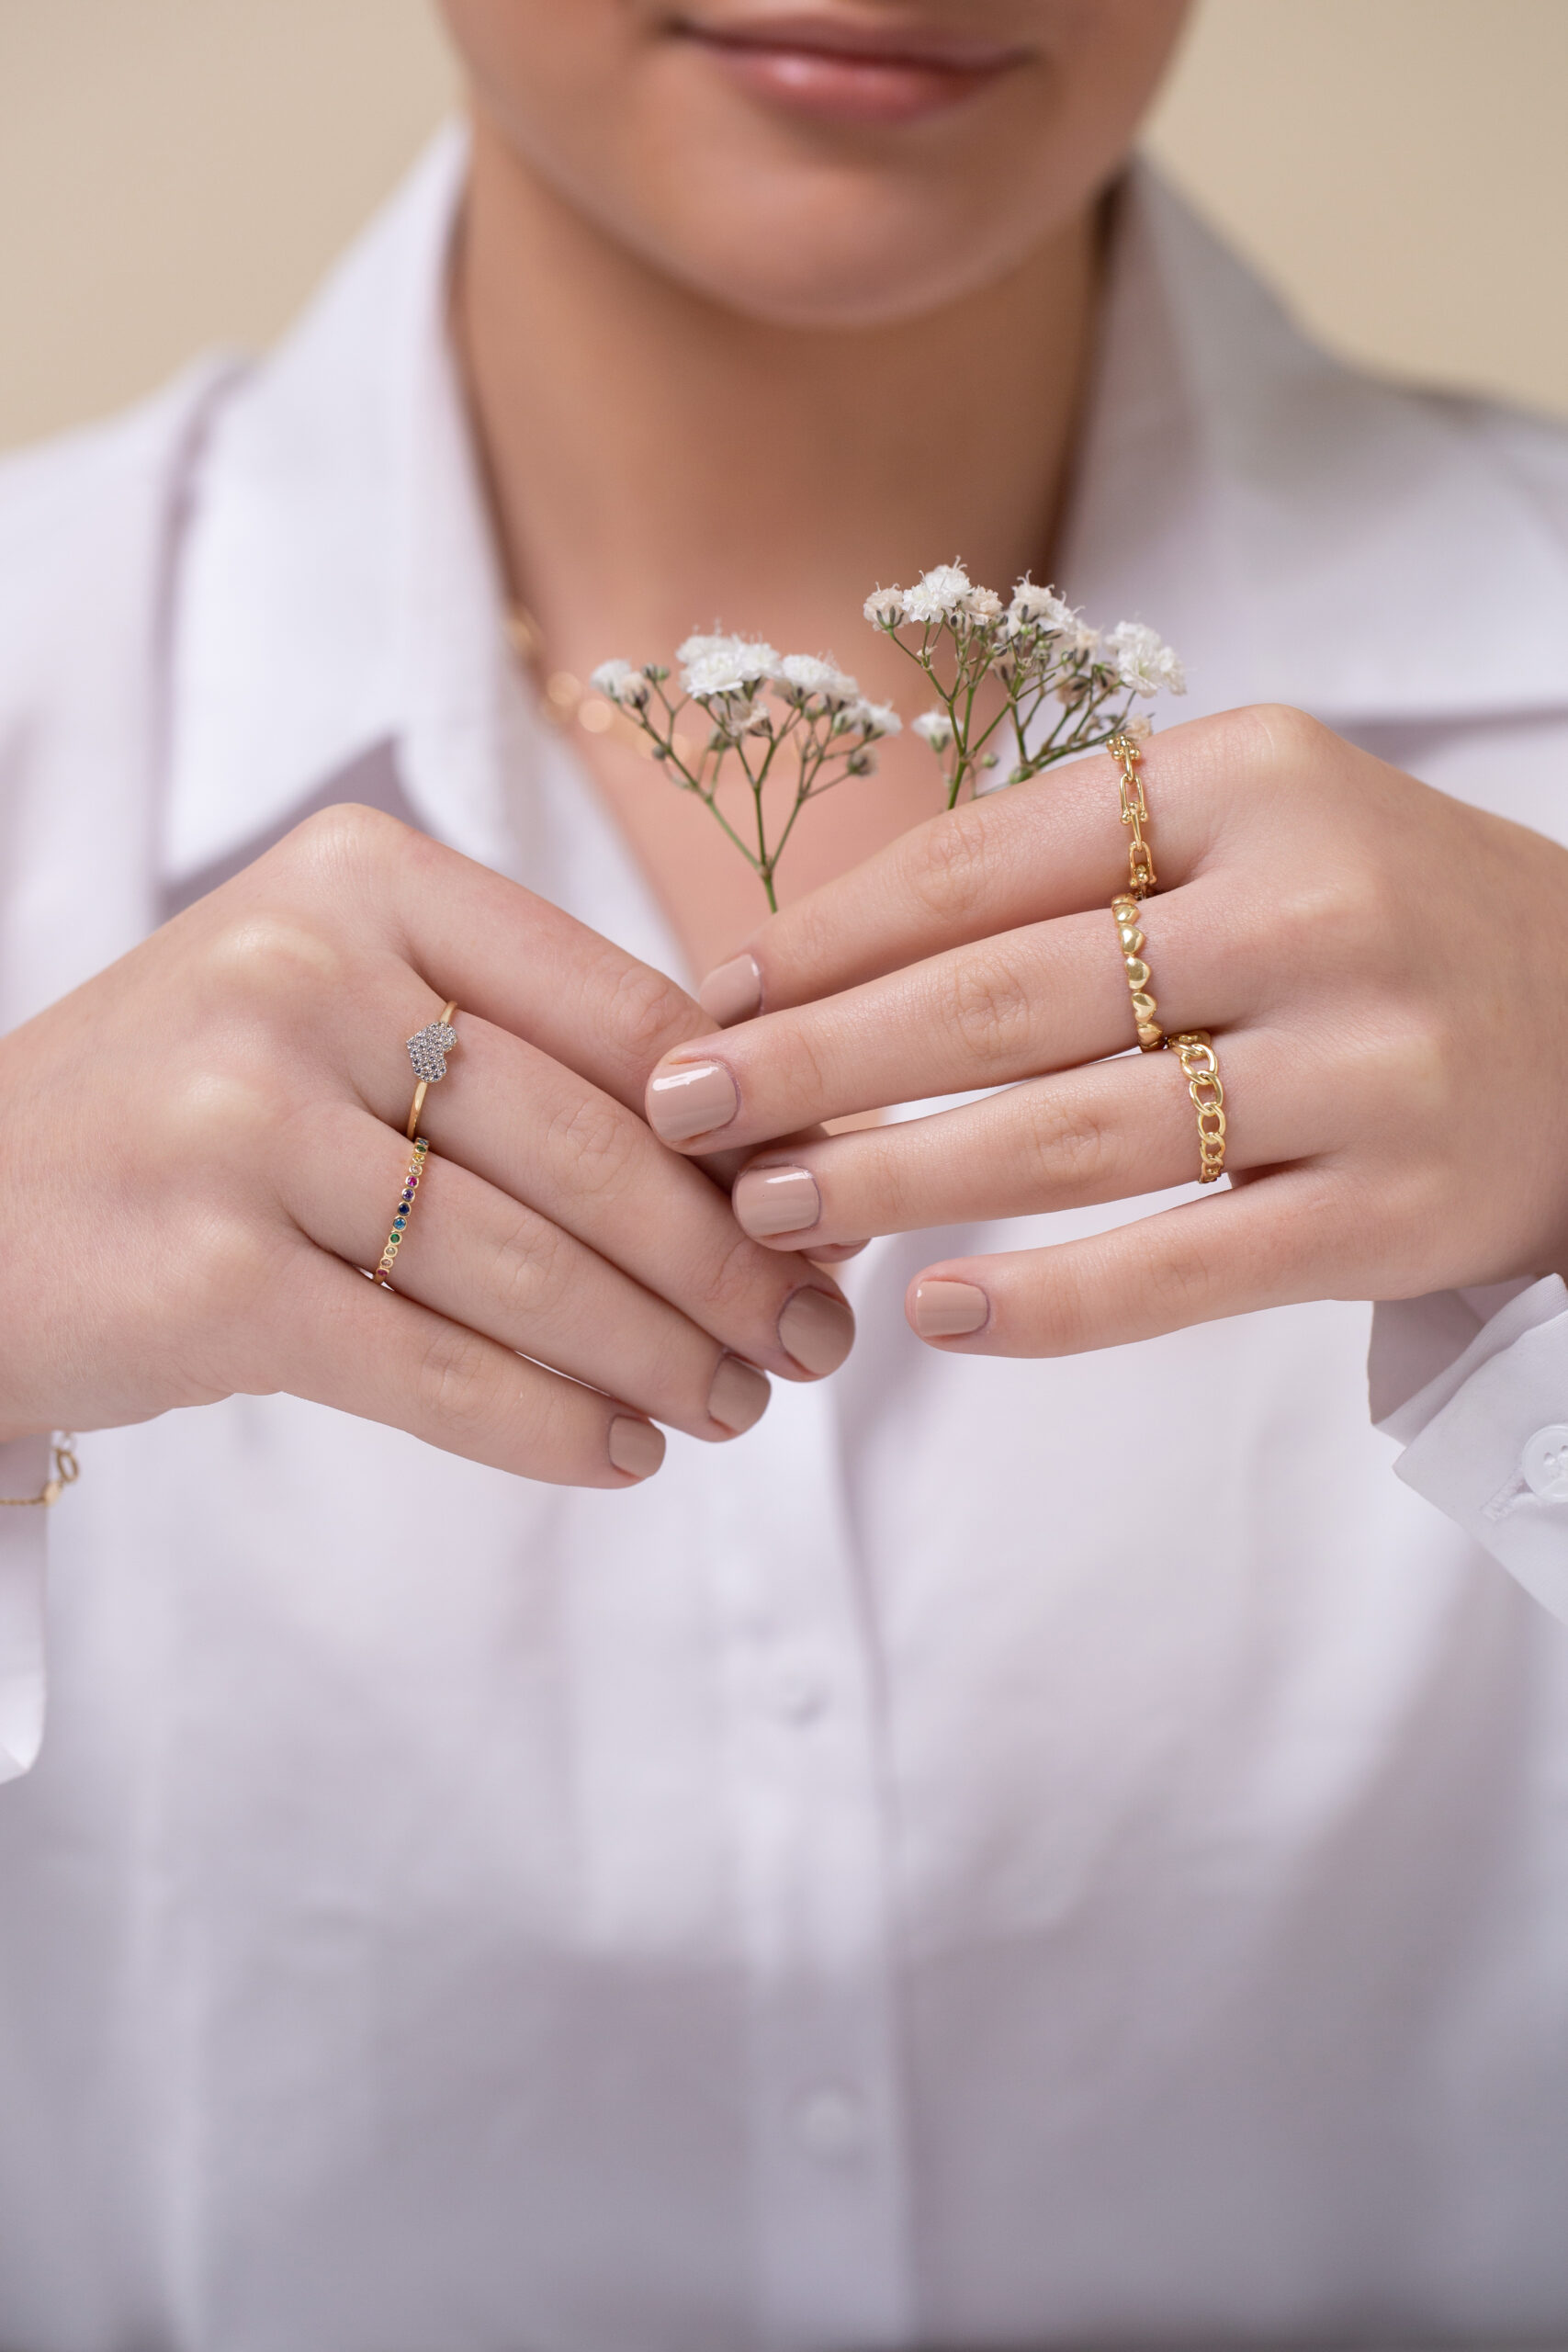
[847,697,901,740]
[913,709,956,751]
[960,584,1003,622]
[1105,620,1186,697]
[863,588,906,629]
[901,564,972,624]
[711,692,773,735]
[590,658,651,709]
[1007,578,1077,636]
[779,653,859,708]
[678,633,783,698]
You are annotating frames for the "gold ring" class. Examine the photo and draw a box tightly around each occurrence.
[1111,894,1164,1051]
[375,1137,431,1288]
[404,1001,458,1141]
[1109,731,1155,899]
[1166,1031,1227,1183]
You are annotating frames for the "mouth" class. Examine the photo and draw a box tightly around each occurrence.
[670,10,1032,125]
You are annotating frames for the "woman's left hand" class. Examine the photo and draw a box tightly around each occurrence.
[641,706,1568,1354]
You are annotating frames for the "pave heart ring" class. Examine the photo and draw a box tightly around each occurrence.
[404,1001,459,1139]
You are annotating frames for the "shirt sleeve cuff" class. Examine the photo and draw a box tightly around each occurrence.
[0,1436,50,1782]
[1371,1276,1568,1624]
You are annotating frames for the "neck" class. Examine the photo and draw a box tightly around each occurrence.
[453,101,1101,973]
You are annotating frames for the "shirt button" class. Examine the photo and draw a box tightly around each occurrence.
[1522,1425,1568,1501]
[795,2084,865,2160]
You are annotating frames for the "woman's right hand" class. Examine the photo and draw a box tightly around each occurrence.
[0,805,854,1486]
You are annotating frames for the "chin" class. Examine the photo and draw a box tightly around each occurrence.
[626,154,1062,331]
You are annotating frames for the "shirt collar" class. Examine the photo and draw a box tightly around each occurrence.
[164,123,532,885]
[164,133,1568,887]
[1062,169,1568,723]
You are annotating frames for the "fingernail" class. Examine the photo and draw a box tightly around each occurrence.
[707,1354,771,1434]
[778,1287,855,1376]
[608,1416,666,1478]
[646,1059,739,1145]
[698,953,762,1027]
[734,1164,820,1238]
[911,1279,989,1339]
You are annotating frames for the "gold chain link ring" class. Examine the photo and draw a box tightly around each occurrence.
[1166,1030,1228,1183]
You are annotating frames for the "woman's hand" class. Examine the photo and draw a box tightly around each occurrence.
[0,806,854,1481]
[642,706,1568,1354]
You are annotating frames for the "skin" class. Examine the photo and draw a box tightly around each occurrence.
[3,0,1193,1476]
[0,810,858,1476]
[645,709,1568,1345]
[15,3,1563,1461]
[447,0,1188,975]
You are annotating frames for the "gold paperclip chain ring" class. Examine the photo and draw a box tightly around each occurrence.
[1109,731,1156,899]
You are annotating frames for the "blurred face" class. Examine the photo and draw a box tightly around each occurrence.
[438,1,1190,327]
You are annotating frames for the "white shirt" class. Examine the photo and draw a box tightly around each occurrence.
[3,130,1568,2351]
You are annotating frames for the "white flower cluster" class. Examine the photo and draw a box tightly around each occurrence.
[588,657,652,710]
[867,563,1004,630]
[591,562,1183,901]
[863,560,1183,810]
[1102,619,1187,698]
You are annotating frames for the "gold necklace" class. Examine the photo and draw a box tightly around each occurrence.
[506,604,664,759]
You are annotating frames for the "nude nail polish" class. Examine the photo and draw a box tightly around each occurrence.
[646,1058,739,1144]
[698,953,762,1027]
[911,1279,988,1339]
[734,1165,820,1238]
[608,1417,666,1478]
[707,1355,771,1435]
[777,1287,855,1376]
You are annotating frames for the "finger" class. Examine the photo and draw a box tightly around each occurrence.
[647,880,1257,1153]
[265,1242,669,1487]
[338,979,852,1381]
[900,1166,1346,1358]
[730,1026,1306,1248]
[270,805,717,1113]
[695,710,1255,1021]
[287,1107,850,1434]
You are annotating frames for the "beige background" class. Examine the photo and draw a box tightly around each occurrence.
[2,0,1566,455]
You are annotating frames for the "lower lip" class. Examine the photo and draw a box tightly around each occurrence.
[682,32,1023,124]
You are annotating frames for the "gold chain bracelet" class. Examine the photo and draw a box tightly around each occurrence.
[0,1434,79,1509]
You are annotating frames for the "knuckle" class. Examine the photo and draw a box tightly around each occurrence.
[1027,1092,1112,1192]
[415,1318,503,1442]
[549,1091,640,1199]
[904,807,999,927]
[1143,1233,1216,1323]
[1248,701,1329,777]
[942,945,1036,1069]
[202,909,345,1012]
[690,1223,773,1326]
[491,1210,574,1321]
[179,1208,271,1339]
[607,958,699,1070]
[277,800,404,888]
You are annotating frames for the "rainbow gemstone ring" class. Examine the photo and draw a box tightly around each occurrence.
[374,1137,430,1288]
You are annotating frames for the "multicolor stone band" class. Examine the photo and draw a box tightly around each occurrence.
[374,1138,430,1289]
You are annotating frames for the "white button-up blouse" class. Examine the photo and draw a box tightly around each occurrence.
[3,130,1568,2352]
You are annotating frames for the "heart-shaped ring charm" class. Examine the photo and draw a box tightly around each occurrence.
[406,1019,457,1085]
